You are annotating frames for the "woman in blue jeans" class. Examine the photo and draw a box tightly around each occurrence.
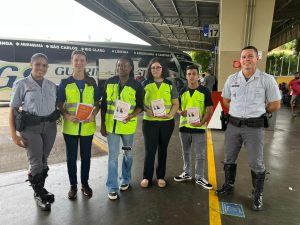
[57,50,100,200]
[100,56,143,200]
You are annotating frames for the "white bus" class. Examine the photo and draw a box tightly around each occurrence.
[0,38,197,101]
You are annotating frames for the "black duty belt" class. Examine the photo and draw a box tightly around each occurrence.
[228,115,264,128]
[26,110,61,124]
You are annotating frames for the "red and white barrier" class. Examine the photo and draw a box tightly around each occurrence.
[207,92,228,129]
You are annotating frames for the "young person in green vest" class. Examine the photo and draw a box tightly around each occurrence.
[140,58,179,188]
[57,50,100,200]
[100,56,143,200]
[174,65,213,189]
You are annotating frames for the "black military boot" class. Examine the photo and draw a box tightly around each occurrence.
[215,164,237,197]
[28,173,51,211]
[41,167,55,203]
[251,170,266,211]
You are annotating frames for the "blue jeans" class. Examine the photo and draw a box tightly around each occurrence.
[63,134,93,186]
[106,133,134,193]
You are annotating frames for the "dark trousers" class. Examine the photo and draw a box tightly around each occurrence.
[63,134,93,186]
[142,119,175,180]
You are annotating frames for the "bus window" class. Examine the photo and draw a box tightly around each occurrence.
[166,60,178,73]
[179,61,200,76]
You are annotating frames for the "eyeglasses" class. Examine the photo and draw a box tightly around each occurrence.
[151,66,162,70]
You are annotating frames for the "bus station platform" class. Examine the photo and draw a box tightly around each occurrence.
[0,106,299,225]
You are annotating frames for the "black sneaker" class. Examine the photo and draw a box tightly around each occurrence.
[68,185,77,200]
[81,184,93,197]
[119,184,130,191]
[196,178,213,190]
[108,192,119,200]
[174,172,192,182]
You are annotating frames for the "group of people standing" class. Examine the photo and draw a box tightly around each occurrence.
[100,56,214,200]
[9,45,281,213]
[9,50,213,210]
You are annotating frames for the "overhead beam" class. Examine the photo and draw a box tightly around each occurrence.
[269,20,300,50]
[149,36,211,44]
[180,0,219,3]
[273,11,300,20]
[126,0,172,45]
[170,0,189,40]
[147,0,179,43]
[129,20,203,30]
[160,44,210,51]
[275,0,293,13]
[149,33,203,40]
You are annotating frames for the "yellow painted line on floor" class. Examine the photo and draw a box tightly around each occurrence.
[207,129,222,225]
[92,137,108,152]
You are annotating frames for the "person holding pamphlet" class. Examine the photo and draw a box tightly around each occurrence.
[100,56,143,200]
[140,58,179,188]
[173,65,213,189]
[57,50,100,200]
[75,103,94,122]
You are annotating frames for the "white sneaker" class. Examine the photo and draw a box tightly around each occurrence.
[174,172,192,182]
[108,192,119,200]
[195,178,213,190]
[119,184,130,191]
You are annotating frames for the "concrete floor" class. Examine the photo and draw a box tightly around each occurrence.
[0,107,299,225]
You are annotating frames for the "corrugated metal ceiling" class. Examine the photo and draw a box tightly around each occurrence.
[75,0,300,51]
[75,0,219,51]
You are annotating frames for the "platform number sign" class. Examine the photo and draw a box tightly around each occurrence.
[203,24,219,38]
[209,24,219,37]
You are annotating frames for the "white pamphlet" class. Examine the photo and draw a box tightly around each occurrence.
[151,99,166,116]
[113,100,131,121]
[187,107,200,124]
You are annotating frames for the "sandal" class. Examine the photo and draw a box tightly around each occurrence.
[140,179,149,188]
[157,179,166,188]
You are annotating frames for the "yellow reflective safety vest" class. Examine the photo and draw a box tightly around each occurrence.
[62,77,96,136]
[143,79,173,121]
[179,87,206,130]
[105,78,138,134]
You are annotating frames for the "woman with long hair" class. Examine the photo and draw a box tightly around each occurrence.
[140,57,179,188]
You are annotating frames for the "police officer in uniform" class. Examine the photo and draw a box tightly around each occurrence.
[9,53,58,211]
[215,46,281,211]
[100,56,143,200]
